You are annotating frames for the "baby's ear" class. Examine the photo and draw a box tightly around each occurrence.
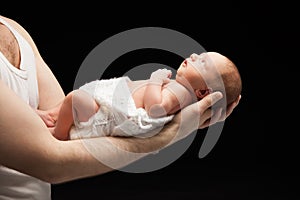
[195,88,211,99]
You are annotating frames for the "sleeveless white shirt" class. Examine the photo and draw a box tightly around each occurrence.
[0,17,51,200]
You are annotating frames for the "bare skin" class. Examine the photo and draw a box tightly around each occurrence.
[50,52,240,140]
[0,15,241,184]
[49,77,192,140]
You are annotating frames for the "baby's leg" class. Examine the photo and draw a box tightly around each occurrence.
[72,90,99,122]
[53,90,99,140]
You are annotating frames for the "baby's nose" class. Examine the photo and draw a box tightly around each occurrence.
[190,53,198,61]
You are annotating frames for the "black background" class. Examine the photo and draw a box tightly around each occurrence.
[1,1,298,199]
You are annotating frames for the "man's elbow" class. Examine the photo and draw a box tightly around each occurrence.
[35,169,68,184]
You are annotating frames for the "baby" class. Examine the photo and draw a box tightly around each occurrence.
[39,52,242,140]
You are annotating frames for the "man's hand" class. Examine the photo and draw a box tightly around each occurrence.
[173,92,241,132]
[200,94,241,128]
[35,109,57,127]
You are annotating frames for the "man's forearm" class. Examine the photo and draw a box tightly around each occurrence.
[33,92,224,184]
[31,119,181,184]
[47,111,188,184]
[1,79,210,184]
[65,93,230,184]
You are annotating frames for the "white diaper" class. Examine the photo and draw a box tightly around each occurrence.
[69,77,174,139]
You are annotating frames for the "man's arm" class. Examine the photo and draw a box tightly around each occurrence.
[1,16,66,110]
[0,16,240,184]
[35,103,62,127]
[2,16,65,128]
[0,79,226,184]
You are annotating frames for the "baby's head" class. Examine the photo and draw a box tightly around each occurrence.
[176,52,242,106]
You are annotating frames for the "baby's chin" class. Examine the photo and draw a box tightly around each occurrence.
[175,74,183,84]
[175,74,191,90]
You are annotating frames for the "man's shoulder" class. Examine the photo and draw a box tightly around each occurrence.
[0,16,17,26]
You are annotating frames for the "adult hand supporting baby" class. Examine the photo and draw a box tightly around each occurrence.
[169,91,225,142]
[0,82,236,184]
[83,91,226,172]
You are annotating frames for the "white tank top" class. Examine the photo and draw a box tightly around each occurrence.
[0,17,51,200]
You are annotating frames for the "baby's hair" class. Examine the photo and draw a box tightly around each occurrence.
[221,58,242,105]
[208,55,242,107]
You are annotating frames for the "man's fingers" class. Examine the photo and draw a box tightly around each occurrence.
[180,91,224,130]
[199,120,210,129]
[198,108,213,129]
[199,91,223,111]
[197,92,226,129]
[210,108,223,125]
[199,108,222,129]
[197,93,241,129]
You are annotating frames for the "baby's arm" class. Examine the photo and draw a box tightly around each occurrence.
[144,69,173,118]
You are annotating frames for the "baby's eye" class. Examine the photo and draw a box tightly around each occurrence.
[193,59,206,69]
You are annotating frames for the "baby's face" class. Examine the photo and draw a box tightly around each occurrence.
[176,53,214,91]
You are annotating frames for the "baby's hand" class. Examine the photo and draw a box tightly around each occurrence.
[150,68,172,85]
